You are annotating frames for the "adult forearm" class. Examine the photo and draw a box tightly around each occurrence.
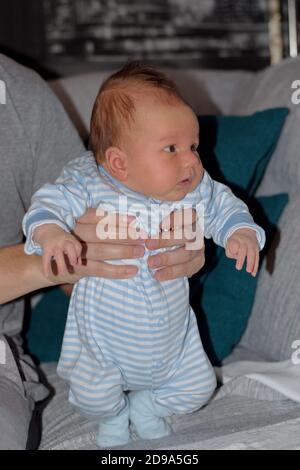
[0,244,53,304]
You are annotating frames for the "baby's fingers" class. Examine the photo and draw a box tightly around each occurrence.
[235,245,247,271]
[74,239,83,266]
[54,250,68,276]
[252,250,260,277]
[64,241,82,267]
[246,247,256,274]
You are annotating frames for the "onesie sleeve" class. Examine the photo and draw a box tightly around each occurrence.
[23,154,93,255]
[199,171,265,249]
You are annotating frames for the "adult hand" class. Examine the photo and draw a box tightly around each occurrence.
[146,209,205,281]
[49,208,146,283]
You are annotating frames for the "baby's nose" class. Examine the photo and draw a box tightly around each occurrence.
[182,148,200,166]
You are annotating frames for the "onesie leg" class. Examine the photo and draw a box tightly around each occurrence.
[152,309,217,416]
[128,390,171,440]
[97,396,130,448]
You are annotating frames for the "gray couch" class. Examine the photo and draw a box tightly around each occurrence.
[40,57,300,450]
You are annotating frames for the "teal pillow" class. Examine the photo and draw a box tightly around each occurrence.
[26,108,289,363]
[190,194,289,366]
[27,287,69,363]
[198,108,289,198]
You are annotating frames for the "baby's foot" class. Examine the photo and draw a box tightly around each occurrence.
[97,403,130,448]
[129,390,171,440]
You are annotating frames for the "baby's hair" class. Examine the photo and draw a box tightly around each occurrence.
[90,61,185,163]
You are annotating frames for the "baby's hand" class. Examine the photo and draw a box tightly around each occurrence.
[225,228,260,277]
[33,224,82,277]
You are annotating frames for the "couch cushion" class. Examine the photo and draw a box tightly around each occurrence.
[27,287,69,363]
[239,194,300,361]
[237,110,300,360]
[255,111,300,199]
[227,57,300,361]
[231,57,300,115]
[40,363,300,450]
[198,109,289,196]
[50,69,254,141]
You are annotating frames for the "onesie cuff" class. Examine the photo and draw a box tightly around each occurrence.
[220,212,265,250]
[23,209,71,255]
[223,223,266,251]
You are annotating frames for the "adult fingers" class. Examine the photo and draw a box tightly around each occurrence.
[146,231,194,250]
[48,259,139,285]
[153,259,200,282]
[76,260,139,280]
[152,249,205,281]
[83,242,145,261]
[73,222,147,244]
[148,245,203,269]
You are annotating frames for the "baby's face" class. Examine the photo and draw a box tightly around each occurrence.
[121,98,203,201]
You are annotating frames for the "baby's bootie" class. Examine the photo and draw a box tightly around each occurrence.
[129,390,172,440]
[97,400,130,448]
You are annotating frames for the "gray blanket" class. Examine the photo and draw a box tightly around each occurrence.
[40,363,300,450]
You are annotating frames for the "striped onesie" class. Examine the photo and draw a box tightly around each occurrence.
[23,151,265,419]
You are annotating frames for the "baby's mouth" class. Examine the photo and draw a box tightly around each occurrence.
[179,176,192,185]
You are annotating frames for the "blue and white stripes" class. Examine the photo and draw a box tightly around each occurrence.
[23,151,265,418]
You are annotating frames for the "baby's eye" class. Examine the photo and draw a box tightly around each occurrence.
[164,144,177,153]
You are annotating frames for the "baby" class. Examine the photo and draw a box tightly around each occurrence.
[23,62,265,447]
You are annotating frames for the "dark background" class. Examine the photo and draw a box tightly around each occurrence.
[0,0,298,78]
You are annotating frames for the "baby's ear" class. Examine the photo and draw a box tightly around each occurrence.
[104,147,128,180]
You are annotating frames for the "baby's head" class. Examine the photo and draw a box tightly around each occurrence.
[90,62,203,201]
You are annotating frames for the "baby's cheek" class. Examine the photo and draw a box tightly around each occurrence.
[158,165,177,185]
[147,171,172,196]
